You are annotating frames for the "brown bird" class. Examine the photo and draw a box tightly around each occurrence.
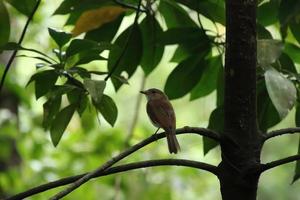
[140,88,180,154]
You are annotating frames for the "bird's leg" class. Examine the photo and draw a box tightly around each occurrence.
[153,127,160,141]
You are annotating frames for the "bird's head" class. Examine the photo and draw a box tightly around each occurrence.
[140,88,168,100]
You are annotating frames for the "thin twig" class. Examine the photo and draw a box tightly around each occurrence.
[114,0,147,12]
[125,74,146,146]
[6,159,218,200]
[260,155,300,173]
[104,0,143,81]
[263,127,300,142]
[49,127,220,199]
[0,0,41,93]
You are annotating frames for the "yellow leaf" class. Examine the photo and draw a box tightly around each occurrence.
[72,6,126,37]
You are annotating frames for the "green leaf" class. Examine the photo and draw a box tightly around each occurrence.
[284,43,300,64]
[164,52,208,99]
[67,88,88,115]
[93,94,118,126]
[83,79,106,104]
[139,15,164,75]
[48,28,72,48]
[27,70,59,99]
[257,39,283,67]
[108,24,143,90]
[5,0,36,16]
[278,53,297,73]
[190,56,222,100]
[85,14,123,42]
[265,67,296,118]
[159,27,207,45]
[43,95,62,129]
[205,106,223,155]
[0,2,10,47]
[278,0,300,26]
[257,24,272,39]
[158,0,197,28]
[1,42,57,62]
[175,0,225,25]
[66,39,112,57]
[257,80,280,132]
[290,19,300,45]
[257,0,279,26]
[50,104,76,147]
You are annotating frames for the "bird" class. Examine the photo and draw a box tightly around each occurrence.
[140,88,180,154]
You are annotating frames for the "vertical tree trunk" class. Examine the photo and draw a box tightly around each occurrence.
[219,0,262,199]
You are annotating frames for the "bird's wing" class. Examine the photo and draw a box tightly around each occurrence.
[146,99,175,130]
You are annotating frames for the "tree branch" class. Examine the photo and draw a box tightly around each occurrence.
[113,0,147,12]
[0,0,41,93]
[260,155,300,173]
[49,127,220,199]
[6,159,218,200]
[263,127,300,142]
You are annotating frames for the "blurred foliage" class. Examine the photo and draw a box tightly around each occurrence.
[0,0,300,199]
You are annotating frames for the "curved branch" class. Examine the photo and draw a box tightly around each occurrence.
[260,155,300,173]
[263,127,300,142]
[0,0,41,93]
[6,159,218,200]
[49,126,220,199]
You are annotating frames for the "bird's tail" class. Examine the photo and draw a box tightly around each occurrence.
[166,130,180,154]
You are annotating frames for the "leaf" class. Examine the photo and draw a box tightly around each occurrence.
[175,0,225,25]
[67,88,88,115]
[50,104,76,147]
[205,106,223,155]
[85,14,123,42]
[0,2,10,47]
[278,0,300,26]
[93,94,118,126]
[139,15,164,75]
[5,0,36,16]
[72,6,126,36]
[257,0,279,26]
[43,95,62,129]
[83,79,106,104]
[257,80,281,132]
[48,28,72,48]
[265,67,296,118]
[108,24,142,90]
[257,24,273,39]
[284,43,300,64]
[158,27,207,45]
[278,53,297,73]
[53,0,109,15]
[290,19,300,45]
[27,70,59,99]
[0,42,57,62]
[164,52,208,99]
[257,39,283,67]
[158,0,197,28]
[190,56,222,100]
[66,39,112,58]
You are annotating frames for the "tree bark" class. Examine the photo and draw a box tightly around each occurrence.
[220,0,261,199]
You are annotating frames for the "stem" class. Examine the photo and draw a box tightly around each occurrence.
[263,127,300,142]
[49,127,220,199]
[260,155,300,172]
[0,0,41,93]
[6,159,217,200]
[104,0,143,81]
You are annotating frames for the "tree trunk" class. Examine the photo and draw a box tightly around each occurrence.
[220,0,262,199]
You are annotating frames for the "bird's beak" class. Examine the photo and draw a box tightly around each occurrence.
[140,90,146,94]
